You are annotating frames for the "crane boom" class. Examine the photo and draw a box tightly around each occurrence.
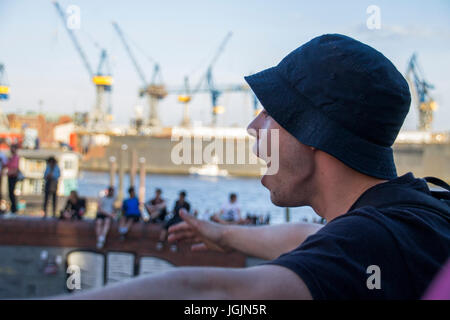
[112,21,147,85]
[192,32,233,95]
[406,53,437,131]
[53,1,94,78]
[209,31,233,70]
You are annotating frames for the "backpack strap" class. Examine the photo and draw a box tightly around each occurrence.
[423,177,450,202]
[351,178,450,221]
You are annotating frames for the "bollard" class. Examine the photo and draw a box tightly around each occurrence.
[118,144,128,203]
[139,157,148,221]
[129,149,137,188]
[285,207,291,223]
[109,156,116,188]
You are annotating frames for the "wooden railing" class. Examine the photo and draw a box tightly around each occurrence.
[0,217,246,268]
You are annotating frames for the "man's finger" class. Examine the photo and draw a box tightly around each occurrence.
[179,208,198,227]
[167,230,195,243]
[191,243,208,251]
[168,221,190,234]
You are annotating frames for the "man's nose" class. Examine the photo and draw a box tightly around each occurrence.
[247,113,262,138]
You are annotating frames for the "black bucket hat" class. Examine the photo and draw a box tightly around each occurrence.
[245,34,411,180]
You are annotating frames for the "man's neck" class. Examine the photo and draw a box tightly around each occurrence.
[310,156,386,221]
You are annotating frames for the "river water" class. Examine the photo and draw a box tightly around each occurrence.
[77,171,319,225]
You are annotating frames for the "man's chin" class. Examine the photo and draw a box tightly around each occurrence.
[261,175,280,205]
[268,190,286,207]
[261,173,269,189]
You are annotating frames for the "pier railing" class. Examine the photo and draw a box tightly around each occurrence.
[0,217,253,298]
[0,217,246,268]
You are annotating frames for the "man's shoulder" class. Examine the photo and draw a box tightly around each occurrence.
[317,201,449,258]
[317,209,393,243]
[352,173,449,214]
[345,173,449,233]
[334,201,448,235]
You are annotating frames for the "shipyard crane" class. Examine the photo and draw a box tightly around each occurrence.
[177,75,192,126]
[251,92,261,116]
[175,78,253,127]
[175,32,254,126]
[112,21,167,128]
[204,31,233,125]
[0,64,10,129]
[406,53,438,131]
[53,1,113,131]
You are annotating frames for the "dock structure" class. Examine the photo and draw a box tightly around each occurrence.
[78,129,450,182]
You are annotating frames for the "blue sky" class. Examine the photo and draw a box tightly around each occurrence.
[1,0,449,130]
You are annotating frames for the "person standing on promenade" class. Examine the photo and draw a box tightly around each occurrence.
[0,149,8,203]
[5,144,20,214]
[43,156,60,218]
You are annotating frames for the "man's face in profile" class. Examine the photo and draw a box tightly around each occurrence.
[247,109,316,207]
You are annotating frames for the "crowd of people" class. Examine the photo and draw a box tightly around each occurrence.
[0,144,63,217]
[92,186,253,250]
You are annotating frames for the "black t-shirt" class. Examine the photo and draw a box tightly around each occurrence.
[64,198,86,213]
[267,172,450,300]
[149,198,167,221]
[173,200,190,219]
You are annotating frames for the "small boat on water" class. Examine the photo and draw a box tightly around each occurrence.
[188,163,229,177]
[188,155,229,177]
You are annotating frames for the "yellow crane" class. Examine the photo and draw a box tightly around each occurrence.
[112,21,167,128]
[406,53,438,131]
[0,63,10,129]
[53,1,113,131]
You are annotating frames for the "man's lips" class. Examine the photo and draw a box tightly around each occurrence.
[252,140,270,164]
[252,140,259,158]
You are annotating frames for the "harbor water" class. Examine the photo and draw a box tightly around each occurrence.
[77,171,319,225]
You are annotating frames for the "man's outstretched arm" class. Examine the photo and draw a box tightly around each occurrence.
[58,265,312,300]
[168,209,323,260]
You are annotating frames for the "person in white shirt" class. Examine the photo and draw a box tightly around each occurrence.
[95,186,116,249]
[211,193,242,224]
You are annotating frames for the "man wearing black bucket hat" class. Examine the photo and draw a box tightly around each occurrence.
[67,34,449,300]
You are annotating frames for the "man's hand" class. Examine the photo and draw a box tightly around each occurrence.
[171,210,323,260]
[168,209,231,253]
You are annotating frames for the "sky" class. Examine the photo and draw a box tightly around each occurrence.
[0,0,449,130]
